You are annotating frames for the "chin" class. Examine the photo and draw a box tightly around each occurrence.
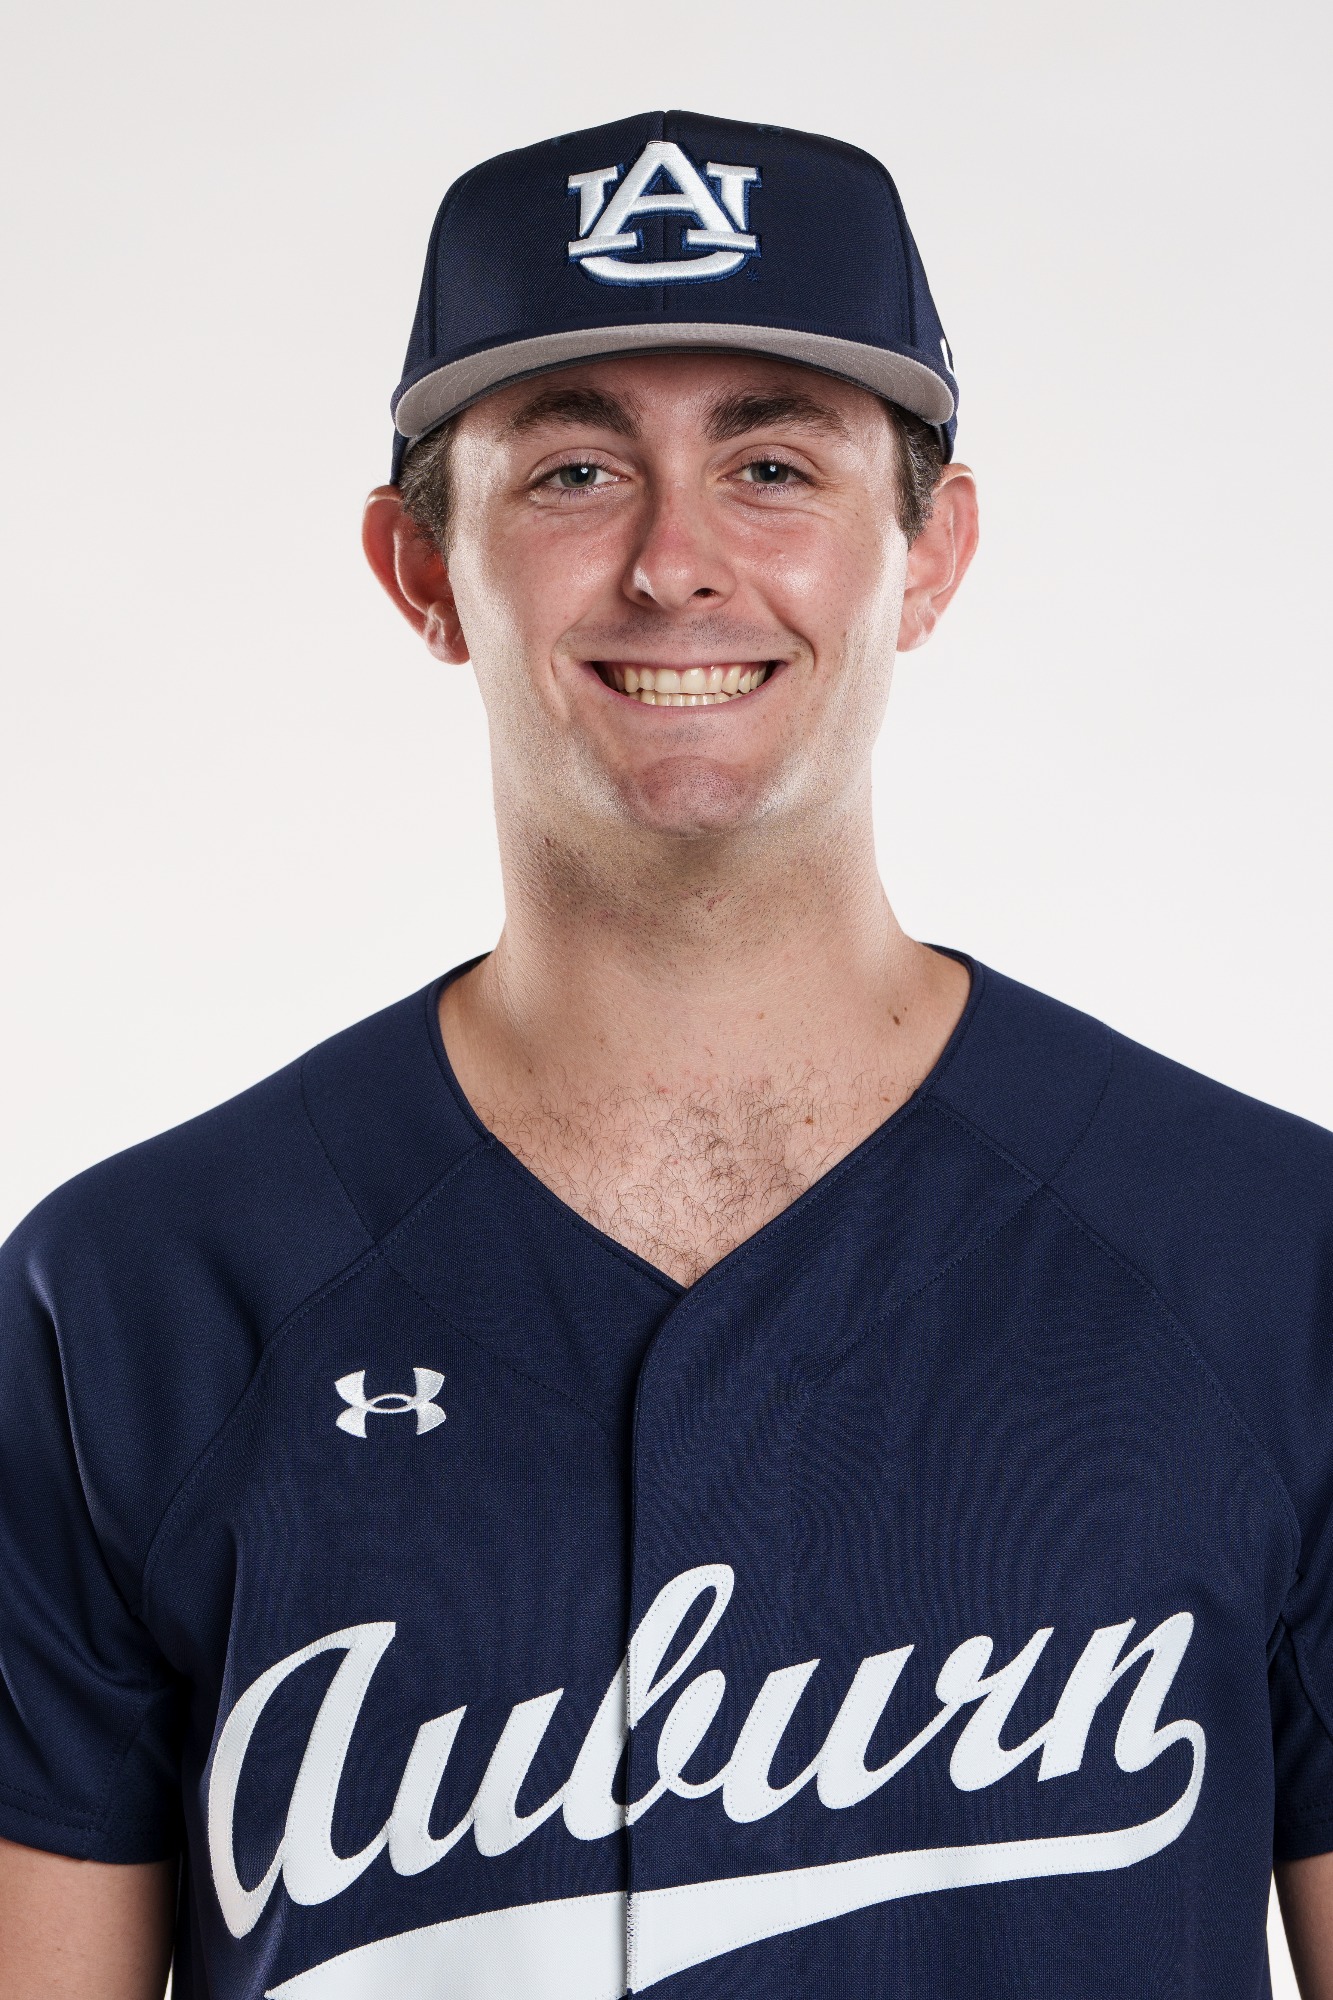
[609,756,793,838]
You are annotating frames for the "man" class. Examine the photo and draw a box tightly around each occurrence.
[1,108,1331,2000]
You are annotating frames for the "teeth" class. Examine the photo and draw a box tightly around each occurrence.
[599,663,772,706]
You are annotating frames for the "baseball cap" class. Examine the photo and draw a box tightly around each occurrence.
[390,108,958,482]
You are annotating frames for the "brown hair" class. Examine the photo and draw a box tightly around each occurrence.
[398,395,945,555]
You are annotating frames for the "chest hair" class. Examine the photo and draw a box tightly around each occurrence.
[478,1064,903,1287]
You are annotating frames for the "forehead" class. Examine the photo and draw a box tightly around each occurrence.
[453,350,888,445]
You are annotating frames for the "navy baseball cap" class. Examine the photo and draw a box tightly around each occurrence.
[390,109,958,481]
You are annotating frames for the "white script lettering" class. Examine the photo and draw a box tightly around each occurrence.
[207,1568,1203,1941]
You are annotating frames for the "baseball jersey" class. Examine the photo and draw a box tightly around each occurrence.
[3,957,1333,1999]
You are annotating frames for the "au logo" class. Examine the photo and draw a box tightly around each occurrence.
[567,140,760,285]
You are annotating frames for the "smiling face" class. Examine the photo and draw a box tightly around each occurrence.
[367,351,975,856]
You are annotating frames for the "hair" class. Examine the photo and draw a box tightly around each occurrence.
[398,393,946,556]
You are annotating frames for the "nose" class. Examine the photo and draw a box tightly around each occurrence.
[624,480,736,612]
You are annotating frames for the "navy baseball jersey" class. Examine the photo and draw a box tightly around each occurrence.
[3,958,1333,1998]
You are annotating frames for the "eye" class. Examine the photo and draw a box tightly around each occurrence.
[739,458,802,486]
[549,462,614,490]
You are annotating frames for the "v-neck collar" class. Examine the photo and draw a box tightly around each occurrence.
[422,950,988,1302]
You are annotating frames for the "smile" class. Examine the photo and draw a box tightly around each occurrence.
[594,663,775,706]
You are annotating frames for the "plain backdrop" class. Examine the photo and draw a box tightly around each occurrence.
[2,0,1329,1987]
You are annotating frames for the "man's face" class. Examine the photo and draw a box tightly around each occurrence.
[406,352,954,846]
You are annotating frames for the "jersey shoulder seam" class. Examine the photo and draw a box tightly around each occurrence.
[931,1082,1304,1573]
[137,1133,627,1609]
[297,1051,382,1238]
[137,1235,391,1606]
[1043,1174,1302,1567]
[137,1138,487,1609]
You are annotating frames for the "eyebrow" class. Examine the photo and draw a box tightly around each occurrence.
[505,385,640,438]
[704,390,851,442]
[501,381,852,445]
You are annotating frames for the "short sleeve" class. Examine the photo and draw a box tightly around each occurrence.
[1271,1623,1333,1859]
[1271,1332,1333,1866]
[0,1234,182,1862]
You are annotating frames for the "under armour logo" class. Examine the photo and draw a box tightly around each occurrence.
[567,140,759,285]
[334,1368,446,1438]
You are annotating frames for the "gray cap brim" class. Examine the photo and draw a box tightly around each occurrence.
[393,321,956,446]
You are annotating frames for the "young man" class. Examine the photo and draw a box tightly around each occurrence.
[1,109,1331,2000]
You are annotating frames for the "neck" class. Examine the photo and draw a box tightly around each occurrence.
[445,791,965,1108]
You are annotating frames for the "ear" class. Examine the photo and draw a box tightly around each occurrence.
[896,464,979,653]
[362,487,469,664]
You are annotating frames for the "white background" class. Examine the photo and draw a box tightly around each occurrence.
[2,0,1329,1987]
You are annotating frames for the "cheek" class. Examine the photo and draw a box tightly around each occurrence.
[748,515,906,651]
[458,519,624,667]
[443,543,543,691]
